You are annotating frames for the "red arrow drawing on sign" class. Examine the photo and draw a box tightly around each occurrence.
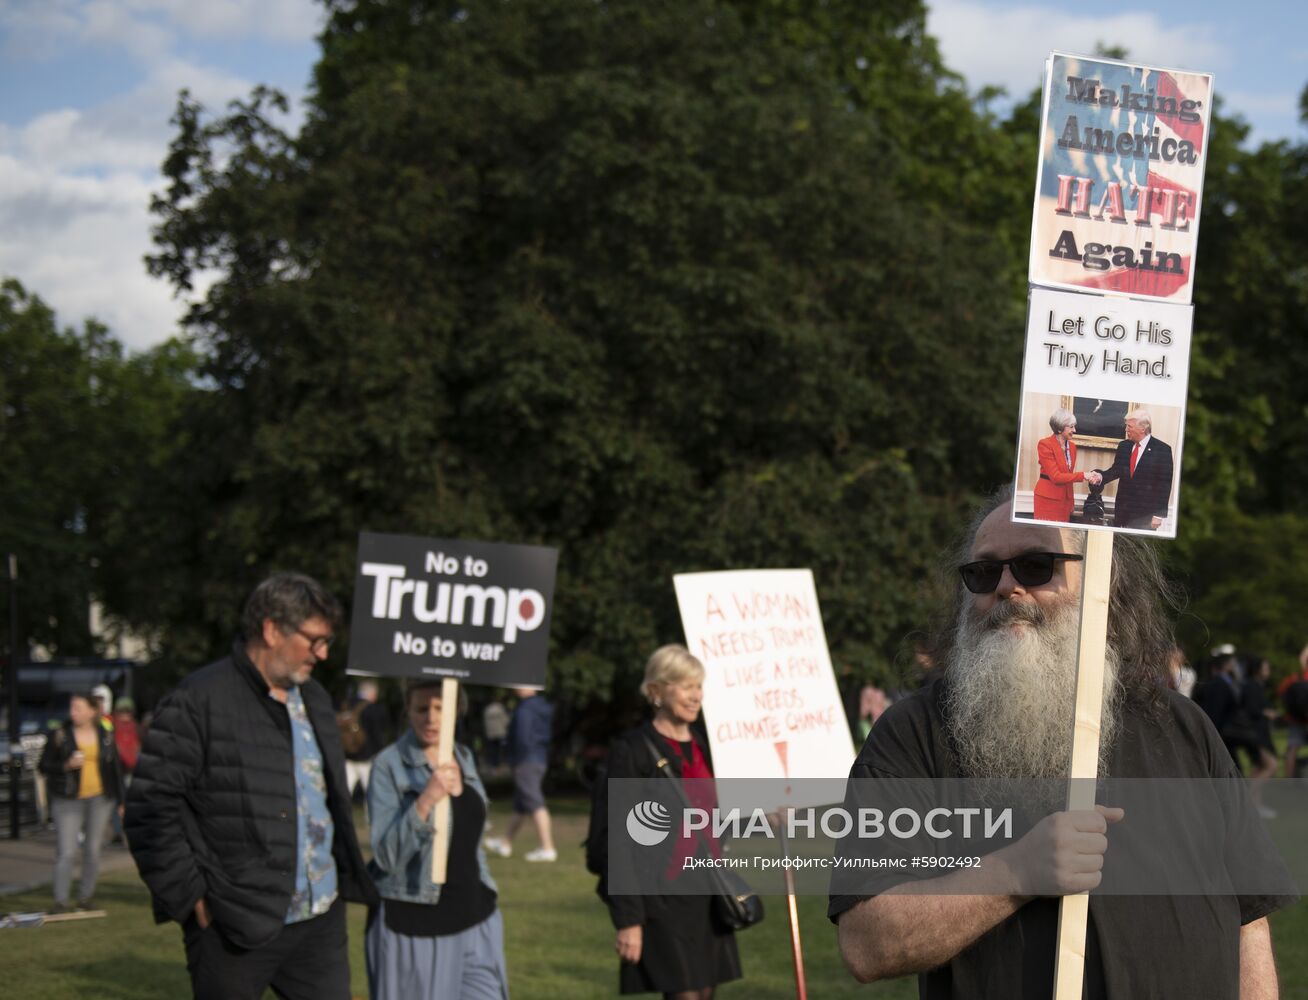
[775,741,791,795]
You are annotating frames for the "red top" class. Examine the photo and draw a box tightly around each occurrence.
[661,735,720,877]
[1277,670,1308,699]
[113,715,141,771]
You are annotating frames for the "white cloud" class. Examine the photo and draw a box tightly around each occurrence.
[0,2,88,61]
[0,50,302,349]
[0,153,185,348]
[0,1,317,349]
[1,52,277,170]
[0,0,321,60]
[928,1,1228,99]
[81,0,174,60]
[135,0,323,43]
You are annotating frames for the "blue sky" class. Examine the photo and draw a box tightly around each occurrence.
[2,0,1305,350]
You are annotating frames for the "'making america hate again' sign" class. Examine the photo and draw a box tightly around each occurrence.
[1029,52,1213,303]
[347,532,558,688]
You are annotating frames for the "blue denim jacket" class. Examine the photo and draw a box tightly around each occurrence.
[365,730,496,905]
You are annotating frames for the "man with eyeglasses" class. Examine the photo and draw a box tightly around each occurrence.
[126,573,378,999]
[830,490,1293,999]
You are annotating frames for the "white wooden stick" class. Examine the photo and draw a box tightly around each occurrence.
[1053,528,1114,1000]
[430,677,460,885]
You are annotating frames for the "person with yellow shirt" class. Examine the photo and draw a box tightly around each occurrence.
[38,691,125,912]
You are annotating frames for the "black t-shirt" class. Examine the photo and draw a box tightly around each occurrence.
[828,681,1297,1000]
[384,786,497,937]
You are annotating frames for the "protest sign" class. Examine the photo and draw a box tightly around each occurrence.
[1029,52,1213,303]
[672,569,855,813]
[1012,286,1192,536]
[1023,50,1215,999]
[347,532,557,688]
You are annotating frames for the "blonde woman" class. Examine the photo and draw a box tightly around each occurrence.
[601,645,741,1000]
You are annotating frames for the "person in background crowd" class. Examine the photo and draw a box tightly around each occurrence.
[601,644,743,999]
[342,678,391,798]
[856,685,892,745]
[365,679,508,998]
[93,684,115,732]
[109,697,142,843]
[38,691,125,912]
[482,698,510,773]
[1165,646,1196,698]
[1276,642,1308,778]
[832,489,1293,998]
[1238,655,1280,819]
[126,573,378,1000]
[1194,647,1243,765]
[112,698,142,774]
[484,688,556,862]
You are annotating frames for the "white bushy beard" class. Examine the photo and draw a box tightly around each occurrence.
[943,595,1121,780]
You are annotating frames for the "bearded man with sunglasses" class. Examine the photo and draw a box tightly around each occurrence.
[830,490,1293,999]
[126,573,378,1000]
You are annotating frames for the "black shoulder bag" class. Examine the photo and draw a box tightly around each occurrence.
[641,735,764,931]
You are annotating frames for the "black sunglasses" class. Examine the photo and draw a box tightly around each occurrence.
[958,552,1084,594]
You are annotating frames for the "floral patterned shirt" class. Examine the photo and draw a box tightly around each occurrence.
[281,685,338,922]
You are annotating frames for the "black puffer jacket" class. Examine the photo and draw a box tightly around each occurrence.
[125,640,379,949]
[38,721,125,804]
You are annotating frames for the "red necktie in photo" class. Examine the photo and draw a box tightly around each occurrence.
[1129,443,1141,476]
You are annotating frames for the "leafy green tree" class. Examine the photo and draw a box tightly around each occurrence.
[0,280,196,658]
[0,279,101,654]
[144,0,1025,703]
[1191,128,1308,516]
[1174,510,1308,678]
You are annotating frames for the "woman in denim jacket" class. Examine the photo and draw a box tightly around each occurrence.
[365,679,507,998]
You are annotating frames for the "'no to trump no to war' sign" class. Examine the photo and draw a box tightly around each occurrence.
[673,569,855,813]
[1029,52,1213,304]
[347,532,558,688]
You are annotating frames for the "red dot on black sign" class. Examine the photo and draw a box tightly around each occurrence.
[519,598,535,619]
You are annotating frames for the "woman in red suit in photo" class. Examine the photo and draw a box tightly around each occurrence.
[1032,409,1100,522]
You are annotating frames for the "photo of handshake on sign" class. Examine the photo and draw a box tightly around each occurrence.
[1031,407,1174,532]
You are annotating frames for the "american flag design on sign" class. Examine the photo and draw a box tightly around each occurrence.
[1029,54,1213,304]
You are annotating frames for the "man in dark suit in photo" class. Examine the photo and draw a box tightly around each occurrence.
[1095,409,1174,530]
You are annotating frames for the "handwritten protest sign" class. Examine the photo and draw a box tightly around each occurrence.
[673,569,855,813]
[347,532,558,688]
[1029,52,1213,303]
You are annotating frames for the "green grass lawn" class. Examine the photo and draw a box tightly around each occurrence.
[2,790,1305,998]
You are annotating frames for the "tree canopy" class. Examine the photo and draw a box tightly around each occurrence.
[8,0,1308,699]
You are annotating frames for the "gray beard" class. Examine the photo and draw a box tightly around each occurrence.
[943,596,1121,780]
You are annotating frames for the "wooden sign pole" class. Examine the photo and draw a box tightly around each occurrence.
[1052,529,1114,1000]
[430,677,460,885]
[777,808,809,1000]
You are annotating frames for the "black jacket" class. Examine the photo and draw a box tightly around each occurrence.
[598,719,713,930]
[38,721,125,805]
[124,640,379,949]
